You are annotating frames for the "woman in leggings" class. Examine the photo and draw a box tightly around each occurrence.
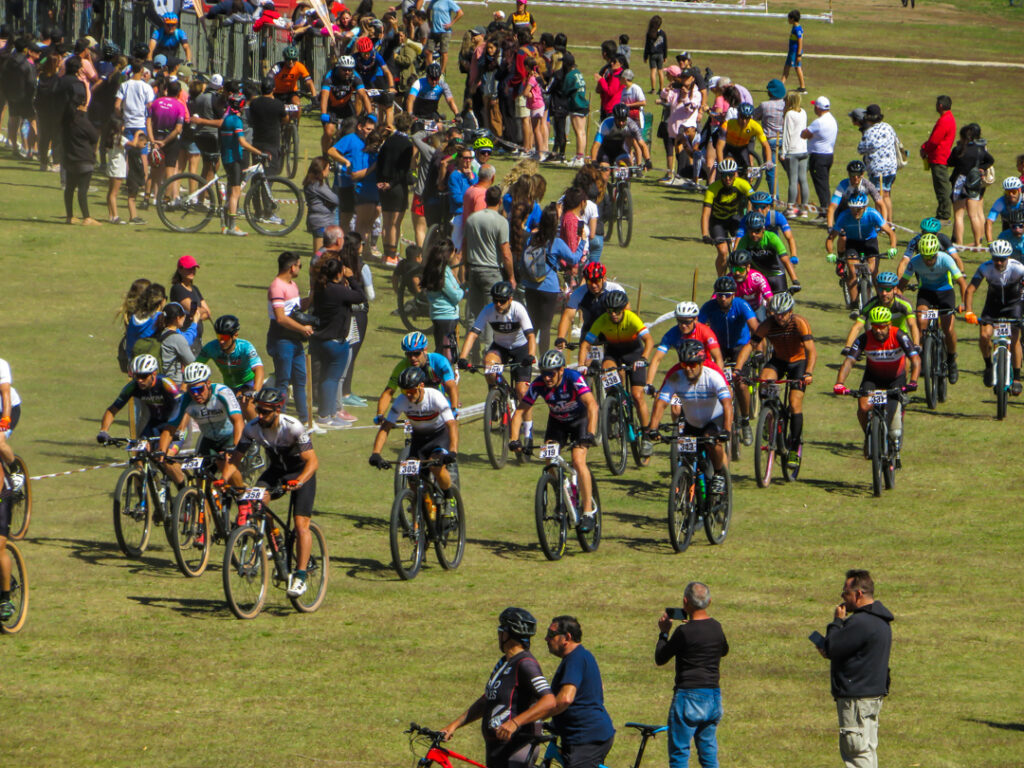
[63,91,101,225]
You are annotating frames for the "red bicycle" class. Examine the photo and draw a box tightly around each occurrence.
[405,723,487,768]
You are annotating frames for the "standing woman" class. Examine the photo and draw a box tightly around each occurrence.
[303,157,338,253]
[169,254,211,355]
[376,112,416,268]
[947,122,995,247]
[336,233,374,413]
[560,51,589,167]
[421,237,465,363]
[574,165,610,263]
[33,52,62,172]
[117,278,151,373]
[659,66,701,185]
[856,104,899,224]
[353,125,384,263]
[410,127,444,248]
[525,57,549,160]
[63,91,101,225]
[780,91,811,217]
[643,15,667,95]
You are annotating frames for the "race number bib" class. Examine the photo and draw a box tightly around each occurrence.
[285,104,299,112]
[921,309,939,320]
[613,167,630,181]
[601,370,621,388]
[180,457,203,470]
[670,395,682,407]
[723,368,733,382]
[404,421,414,435]
[994,323,1011,337]
[539,443,560,459]
[678,436,697,453]
[485,364,504,375]
[588,346,604,362]
[869,390,888,406]
[240,488,265,501]
[761,383,778,398]
[399,459,421,476]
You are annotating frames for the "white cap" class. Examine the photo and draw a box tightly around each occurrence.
[210,73,224,88]
[707,76,721,89]
[812,95,830,109]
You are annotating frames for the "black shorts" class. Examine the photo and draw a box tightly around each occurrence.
[606,346,648,387]
[980,296,1022,325]
[860,372,906,394]
[379,183,409,213]
[709,216,740,243]
[559,736,615,768]
[197,435,235,456]
[125,147,146,195]
[487,344,534,383]
[917,288,956,311]
[681,416,725,436]
[845,237,879,258]
[409,427,450,459]
[158,136,182,165]
[648,54,665,69]
[764,272,788,294]
[0,493,10,537]
[338,185,356,214]
[763,357,806,391]
[544,415,589,447]
[723,143,751,168]
[3,404,21,434]
[257,465,316,518]
[223,161,243,187]
[195,133,221,160]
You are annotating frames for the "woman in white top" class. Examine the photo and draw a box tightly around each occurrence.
[780,91,811,217]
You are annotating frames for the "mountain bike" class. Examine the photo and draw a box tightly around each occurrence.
[0,541,27,635]
[836,250,874,312]
[658,426,732,552]
[373,455,466,580]
[751,378,804,487]
[531,721,667,768]
[1,455,31,540]
[281,103,301,179]
[918,307,956,410]
[221,485,328,619]
[844,386,906,497]
[467,363,530,470]
[404,723,489,768]
[155,157,304,236]
[606,165,643,247]
[598,362,651,476]
[102,437,175,558]
[166,454,237,578]
[988,318,1020,420]
[529,440,601,561]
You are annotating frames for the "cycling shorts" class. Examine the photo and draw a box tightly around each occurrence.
[980,296,1022,325]
[860,372,905,395]
[194,133,220,160]
[409,426,451,460]
[916,288,956,311]
[710,216,740,244]
[223,160,242,188]
[0,494,10,537]
[764,273,788,294]
[723,143,751,167]
[762,357,806,391]
[486,344,534,383]
[681,415,725,436]
[198,434,236,456]
[257,466,315,518]
[544,414,589,447]
[605,348,648,387]
[844,237,879,259]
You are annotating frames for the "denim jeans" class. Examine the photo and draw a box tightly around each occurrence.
[588,235,604,263]
[311,338,350,418]
[668,688,723,768]
[766,137,779,199]
[267,334,309,422]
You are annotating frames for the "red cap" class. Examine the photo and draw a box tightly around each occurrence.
[178,254,199,270]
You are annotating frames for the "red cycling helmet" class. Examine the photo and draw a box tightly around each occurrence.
[356,36,374,53]
[583,262,607,281]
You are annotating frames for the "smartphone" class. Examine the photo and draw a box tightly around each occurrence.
[808,630,826,649]
[665,607,687,621]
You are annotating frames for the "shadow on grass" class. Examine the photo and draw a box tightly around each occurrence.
[808,439,862,459]
[331,553,395,580]
[799,298,844,314]
[905,404,989,420]
[335,511,389,532]
[795,476,866,498]
[467,536,538,561]
[33,536,175,575]
[603,476,667,504]
[965,718,1024,732]
[650,233,705,245]
[126,594,233,619]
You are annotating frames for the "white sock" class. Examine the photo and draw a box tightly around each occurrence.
[523,420,533,439]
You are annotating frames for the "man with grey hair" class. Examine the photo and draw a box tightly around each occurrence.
[462,163,495,228]
[656,582,729,768]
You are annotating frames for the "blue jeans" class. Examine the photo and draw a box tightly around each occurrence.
[668,688,723,768]
[311,338,350,418]
[588,235,604,263]
[267,335,309,422]
[766,137,779,199]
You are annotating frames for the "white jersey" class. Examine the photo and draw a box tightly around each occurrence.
[169,383,241,441]
[657,366,731,427]
[386,387,455,434]
[238,413,312,469]
[0,358,21,408]
[471,300,534,349]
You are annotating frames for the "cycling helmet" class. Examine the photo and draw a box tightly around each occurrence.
[849,193,869,209]
[612,103,629,121]
[728,249,752,269]
[868,306,892,326]
[253,387,287,410]
[539,349,566,372]
[768,291,795,315]
[397,365,427,390]
[876,271,899,288]
[102,39,122,58]
[426,62,442,80]
[1003,176,1023,191]
[677,339,706,364]
[213,314,240,335]
[489,281,514,301]
[162,12,179,24]
[338,55,356,69]
[990,239,1014,259]
[602,290,629,311]
[737,102,754,119]
[1011,208,1024,226]
[746,212,766,231]
[498,606,537,639]
[750,191,773,206]
[917,232,940,257]
[227,92,246,112]
[356,36,374,53]
[846,159,866,175]
[473,136,494,151]
[401,332,429,352]
[130,354,160,376]
[183,362,212,385]
[674,301,700,320]
[714,275,737,294]
[718,158,738,175]
[920,217,942,234]
[582,261,607,281]
[283,45,299,61]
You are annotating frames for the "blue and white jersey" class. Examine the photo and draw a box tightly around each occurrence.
[735,209,790,239]
[997,229,1024,259]
[409,77,453,102]
[832,208,886,242]
[987,194,1023,223]
[167,383,241,441]
[904,252,962,292]
[657,366,731,427]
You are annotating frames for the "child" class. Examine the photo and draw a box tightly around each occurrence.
[525,57,548,160]
[617,34,631,67]
[123,127,148,225]
[782,9,806,93]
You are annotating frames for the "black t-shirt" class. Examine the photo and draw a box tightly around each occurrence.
[655,618,729,689]
[481,650,552,743]
[249,95,286,150]
[170,282,204,343]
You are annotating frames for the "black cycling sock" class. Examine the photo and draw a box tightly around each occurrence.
[790,413,803,447]
[1015,368,1021,379]
[983,356,992,367]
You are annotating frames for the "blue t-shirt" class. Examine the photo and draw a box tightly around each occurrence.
[355,150,379,201]
[735,210,790,240]
[429,0,461,35]
[550,645,616,745]
[699,296,756,350]
[997,228,1024,258]
[448,170,476,215]
[832,208,885,242]
[788,24,803,52]
[904,252,963,292]
[151,27,187,52]
[218,112,245,164]
[331,132,366,189]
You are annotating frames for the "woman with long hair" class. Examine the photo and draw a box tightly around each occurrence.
[643,15,667,94]
[126,283,167,358]
[336,232,375,412]
[303,156,338,252]
[780,91,811,217]
[948,122,995,247]
[33,52,62,172]
[169,255,211,355]
[153,302,196,385]
[574,165,609,262]
[421,237,465,362]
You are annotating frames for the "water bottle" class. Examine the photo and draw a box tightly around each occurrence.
[271,526,285,552]
[568,469,580,506]
[696,472,706,501]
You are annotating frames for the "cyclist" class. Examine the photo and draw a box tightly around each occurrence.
[825,193,898,309]
[735,212,800,294]
[509,349,599,528]
[898,232,968,384]
[985,177,1023,243]
[406,62,460,120]
[0,356,19,621]
[736,190,798,263]
[0,480,13,619]
[554,262,625,351]
[901,217,963,275]
[714,101,773,179]
[728,250,773,315]
[97,354,182,445]
[578,290,655,455]
[225,387,318,598]
[699,275,759,443]
[590,103,652,169]
[196,314,266,421]
[844,271,919,349]
[369,366,459,505]
[646,339,733,493]
[458,281,537,404]
[148,12,191,64]
[0,356,21,489]
[833,306,920,463]
[219,89,268,237]
[995,208,1024,258]
[964,239,1024,392]
[646,301,725,387]
[353,35,396,122]
[701,158,753,275]
[270,45,314,113]
[319,56,371,151]
[825,159,881,229]
[734,291,816,472]
[376,332,459,424]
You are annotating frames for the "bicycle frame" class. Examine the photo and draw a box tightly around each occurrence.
[540,444,582,529]
[231,488,297,586]
[177,454,233,542]
[406,724,486,768]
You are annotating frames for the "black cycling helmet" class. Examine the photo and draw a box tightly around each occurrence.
[397,365,427,390]
[426,62,442,80]
[738,102,754,119]
[612,103,629,121]
[498,606,537,640]
[746,212,766,231]
[603,290,629,311]
[253,387,287,410]
[102,39,122,58]
[213,314,241,335]
[728,249,752,268]
[846,159,866,175]
[714,275,737,294]
[490,281,514,301]
[677,339,706,364]
[260,75,275,95]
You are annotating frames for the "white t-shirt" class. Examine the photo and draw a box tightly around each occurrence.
[471,300,534,349]
[657,366,731,427]
[623,83,646,129]
[386,387,455,433]
[805,110,838,154]
[116,78,156,130]
[0,358,20,408]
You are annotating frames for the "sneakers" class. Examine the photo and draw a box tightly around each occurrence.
[286,571,308,597]
[383,256,400,268]
[577,512,595,533]
[109,216,127,225]
[1013,380,1023,397]
[639,439,654,458]
[710,473,726,494]
[260,214,285,226]
[947,355,958,384]
[983,366,993,386]
[341,393,368,407]
[335,409,358,422]
[0,600,15,622]
[315,415,352,430]
[128,216,146,225]
[307,422,328,435]
[222,225,248,237]
[786,450,802,471]
[741,419,753,446]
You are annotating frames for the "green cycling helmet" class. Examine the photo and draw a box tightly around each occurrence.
[920,217,942,234]
[283,45,299,61]
[917,233,940,257]
[868,306,892,326]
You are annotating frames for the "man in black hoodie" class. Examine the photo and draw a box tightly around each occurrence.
[820,569,893,768]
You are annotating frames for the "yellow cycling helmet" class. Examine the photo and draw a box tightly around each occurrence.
[868,306,892,326]
[917,233,940,257]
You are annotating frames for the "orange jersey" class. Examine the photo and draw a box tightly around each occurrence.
[272,61,312,94]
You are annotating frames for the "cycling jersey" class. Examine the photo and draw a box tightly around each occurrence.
[970,258,1024,306]
[236,413,312,473]
[271,61,312,94]
[832,208,886,243]
[735,210,790,239]
[699,297,756,350]
[0,358,21,410]
[165,383,241,443]
[567,281,625,338]
[736,230,788,277]
[847,327,917,382]
[732,268,773,310]
[109,377,181,435]
[703,178,753,220]
[996,228,1024,258]
[904,253,962,292]
[471,301,534,350]
[354,53,389,87]
[385,386,454,433]
[197,338,263,389]
[751,314,813,362]
[830,177,881,207]
[482,651,552,744]
[521,368,591,423]
[857,296,915,337]
[387,353,456,397]
[595,116,643,158]
[723,118,766,148]
[321,70,365,113]
[657,321,720,359]
[409,76,453,117]
[657,366,731,427]
[987,195,1022,224]
[585,309,649,351]
[904,231,957,260]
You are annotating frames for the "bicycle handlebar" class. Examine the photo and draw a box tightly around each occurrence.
[407,722,445,740]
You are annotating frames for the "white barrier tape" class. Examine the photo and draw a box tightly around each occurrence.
[459,0,833,21]
[30,461,129,481]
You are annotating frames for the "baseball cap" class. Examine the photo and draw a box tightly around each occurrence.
[210,73,224,89]
[178,255,199,270]
[470,26,486,36]
[664,64,683,79]
[153,53,167,67]
[84,35,99,48]
[848,107,866,121]
[622,69,634,81]
[812,96,830,109]
[707,75,721,89]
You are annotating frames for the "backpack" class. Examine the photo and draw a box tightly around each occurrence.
[522,242,553,282]
[131,329,175,367]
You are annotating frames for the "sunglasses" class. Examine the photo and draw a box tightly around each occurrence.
[188,385,206,396]
[545,630,563,640]
[134,374,151,381]
[256,408,277,417]
[540,370,558,379]
[217,334,234,342]
[478,149,492,155]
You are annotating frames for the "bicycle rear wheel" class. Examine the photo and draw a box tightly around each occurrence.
[289,521,328,612]
[169,487,211,578]
[921,335,938,409]
[753,406,777,488]
[433,487,466,570]
[616,184,633,247]
[668,464,697,553]
[396,269,432,334]
[575,477,601,553]
[882,432,896,491]
[534,472,567,561]
[705,466,732,544]
[729,420,741,462]
[243,175,304,236]
[389,489,426,580]
[112,467,152,558]
[0,542,27,634]
[482,388,510,470]
[995,346,1010,420]
[5,455,31,540]
[222,525,269,619]
[600,395,628,476]
[870,416,884,497]
[156,173,217,233]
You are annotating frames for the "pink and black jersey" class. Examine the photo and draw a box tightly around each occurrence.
[521,368,592,422]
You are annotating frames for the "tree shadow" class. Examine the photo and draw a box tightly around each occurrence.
[334,511,389,533]
[964,718,1024,732]
[33,536,174,575]
[331,553,395,580]
[126,594,233,620]
[808,439,862,459]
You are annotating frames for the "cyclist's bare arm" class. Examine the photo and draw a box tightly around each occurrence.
[444,379,459,408]
[646,348,667,385]
[577,339,592,368]
[371,421,395,454]
[844,319,865,348]
[555,308,576,346]
[445,418,459,454]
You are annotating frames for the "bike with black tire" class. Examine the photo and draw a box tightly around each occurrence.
[659,426,732,552]
[467,363,530,470]
[751,378,805,487]
[166,454,238,578]
[918,307,955,410]
[844,387,906,496]
[598,362,651,475]
[0,541,27,635]
[529,440,601,561]
[1,455,31,540]
[281,103,301,179]
[835,250,875,312]
[607,166,643,247]
[102,437,175,558]
[988,319,1020,420]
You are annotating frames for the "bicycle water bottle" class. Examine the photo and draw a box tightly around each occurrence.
[568,469,580,505]
[271,526,284,552]
[696,472,707,501]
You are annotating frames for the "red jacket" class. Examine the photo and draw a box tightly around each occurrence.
[921,110,955,165]
[596,66,624,115]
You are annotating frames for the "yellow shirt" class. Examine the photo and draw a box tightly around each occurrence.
[586,310,649,348]
[702,177,753,220]
[723,118,767,148]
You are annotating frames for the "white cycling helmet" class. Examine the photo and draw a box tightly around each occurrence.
[674,301,700,320]
[768,291,795,315]
[338,55,355,69]
[130,354,160,376]
[989,239,1014,259]
[718,158,738,174]
[1003,176,1023,191]
[183,362,212,385]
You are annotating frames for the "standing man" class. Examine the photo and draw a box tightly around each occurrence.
[266,251,315,428]
[656,582,729,768]
[802,96,837,218]
[545,615,616,768]
[463,185,516,356]
[817,569,893,768]
[426,0,463,73]
[920,95,955,222]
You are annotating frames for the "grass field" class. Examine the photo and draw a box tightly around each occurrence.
[3,2,1024,766]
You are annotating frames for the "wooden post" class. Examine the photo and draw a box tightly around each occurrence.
[691,267,699,302]
[306,350,314,430]
[128,398,136,439]
[636,281,643,314]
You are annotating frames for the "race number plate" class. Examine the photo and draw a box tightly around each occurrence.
[366,88,381,97]
[540,443,560,459]
[602,370,621,388]
[404,421,413,435]
[678,436,697,453]
[422,120,440,133]
[670,395,682,406]
[181,457,204,470]
[399,459,421,476]
[921,309,939,320]
[723,368,733,382]
[870,390,888,406]
[240,488,265,501]
[995,323,1011,337]
[588,346,604,362]
[485,364,504,375]
[285,104,299,112]
[613,167,630,181]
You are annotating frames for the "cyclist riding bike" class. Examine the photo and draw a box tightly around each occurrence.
[826,159,882,229]
[458,281,537,403]
[376,332,459,424]
[646,339,733,493]
[833,306,920,461]
[736,190,798,262]
[590,103,652,169]
[354,35,395,102]
[714,101,773,178]
[0,356,21,488]
[986,176,1024,243]
[702,158,754,275]
[844,272,919,349]
[826,193,898,309]
[898,232,968,384]
[224,387,318,598]
[646,301,725,388]
[734,291,816,471]
[320,56,371,149]
[554,262,625,350]
[196,314,266,421]
[510,349,599,528]
[964,239,1024,392]
[995,208,1024,258]
[270,45,315,114]
[369,366,459,503]
[97,354,183,444]
[699,275,759,443]
[578,290,655,455]
[406,62,460,120]
[901,217,963,275]
[728,250,774,315]
[736,212,800,294]
[0,357,21,621]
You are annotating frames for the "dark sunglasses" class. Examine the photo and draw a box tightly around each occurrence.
[545,630,563,640]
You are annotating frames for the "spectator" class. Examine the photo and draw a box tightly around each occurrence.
[754,79,786,199]
[818,569,893,768]
[249,76,287,176]
[920,95,956,221]
[154,302,196,385]
[595,49,624,119]
[117,278,152,372]
[559,186,586,254]
[856,104,898,223]
[617,34,631,67]
[426,0,463,73]
[802,96,837,217]
[659,66,701,185]
[377,112,416,267]
[464,185,515,357]
[327,115,373,233]
[147,79,187,202]
[643,15,667,95]
[336,231,375,411]
[310,256,365,429]
[169,254,211,355]
[125,282,166,358]
[447,144,477,251]
[525,56,548,159]
[462,162,495,227]
[303,157,339,252]
[61,91,100,225]
[353,124,385,262]
[780,91,810,217]
[114,58,155,205]
[560,51,589,167]
[656,582,729,768]
[4,39,41,159]
[266,251,314,427]
[509,0,536,36]
[574,165,610,263]
[620,69,646,131]
[32,51,61,171]
[545,615,616,768]
[947,122,995,247]
[421,238,465,363]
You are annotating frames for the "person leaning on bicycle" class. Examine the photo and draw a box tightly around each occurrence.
[510,349,600,529]
[369,366,460,506]
[589,104,653,170]
[833,306,920,459]
[825,193,898,309]
[377,332,459,425]
[219,89,271,237]
[964,239,1024,393]
[646,339,733,494]
[196,314,266,421]
[458,281,537,402]
[224,387,318,598]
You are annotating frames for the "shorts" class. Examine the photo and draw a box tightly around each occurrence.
[107,142,127,179]
[195,133,221,160]
[606,346,648,387]
[187,142,200,156]
[159,137,182,165]
[409,427,451,459]
[2,404,21,436]
[380,183,409,213]
[648,54,664,69]
[764,272,788,295]
[428,31,451,55]
[785,49,801,67]
[980,296,1022,325]
[486,343,534,383]
[870,173,896,193]
[451,215,465,251]
[338,185,356,214]
[709,216,740,243]
[559,737,615,768]
[125,146,146,195]
[763,356,806,391]
[681,415,725,436]
[917,287,956,311]
[0,492,10,537]
[544,415,589,447]
[9,99,34,119]
[529,107,546,119]
[223,160,242,188]
[860,372,906,395]
[197,434,235,456]
[844,237,880,259]
[411,193,425,217]
[257,465,316,517]
[569,109,588,118]
[515,94,529,120]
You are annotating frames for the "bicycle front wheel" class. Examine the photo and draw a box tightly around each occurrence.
[857,269,874,312]
[705,467,732,545]
[289,521,328,612]
[243,175,304,236]
[996,346,1010,420]
[482,388,510,470]
[112,467,152,558]
[5,455,31,540]
[396,269,432,334]
[616,184,633,247]
[575,476,601,553]
[169,487,211,578]
[668,464,697,553]
[222,526,269,619]
[389,489,426,580]
[870,416,884,497]
[433,486,466,570]
[156,173,217,233]
[600,394,628,476]
[746,147,763,190]
[284,125,299,179]
[921,335,938,409]
[753,406,777,488]
[0,542,28,634]
[534,472,567,561]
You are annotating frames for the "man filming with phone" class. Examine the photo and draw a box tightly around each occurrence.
[655,582,729,768]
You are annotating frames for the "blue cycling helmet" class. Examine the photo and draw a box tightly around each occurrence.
[750,191,773,206]
[746,212,766,231]
[738,102,754,119]
[876,271,899,288]
[848,193,869,208]
[401,331,429,352]
[920,217,942,234]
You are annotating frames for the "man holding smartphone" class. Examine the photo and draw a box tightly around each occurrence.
[655,582,729,768]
